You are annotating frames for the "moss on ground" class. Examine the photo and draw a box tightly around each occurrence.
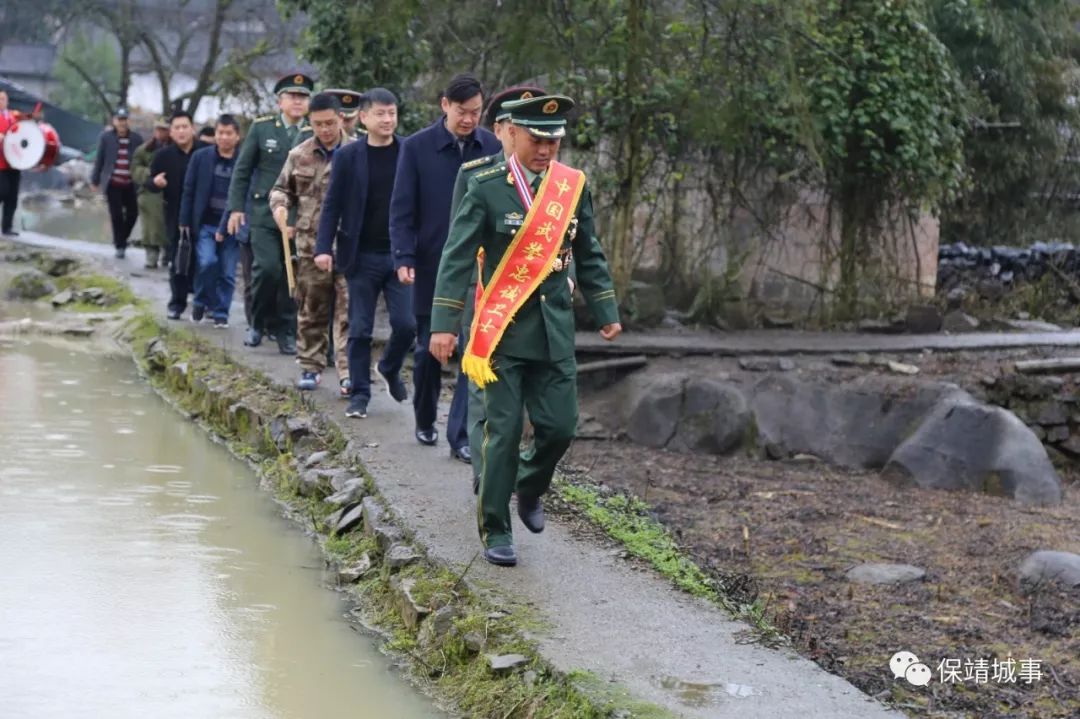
[55,272,143,311]
[119,311,675,719]
[551,476,785,645]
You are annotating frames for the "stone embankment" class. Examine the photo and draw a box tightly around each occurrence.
[598,369,1064,506]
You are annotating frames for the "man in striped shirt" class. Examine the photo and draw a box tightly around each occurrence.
[91,108,144,258]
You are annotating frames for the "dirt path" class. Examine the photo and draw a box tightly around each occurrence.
[564,439,1080,719]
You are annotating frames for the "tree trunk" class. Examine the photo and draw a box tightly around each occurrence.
[118,42,131,109]
[140,33,173,115]
[186,0,231,116]
[610,0,646,300]
[836,182,860,321]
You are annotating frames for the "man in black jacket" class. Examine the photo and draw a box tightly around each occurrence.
[91,108,144,258]
[146,111,205,319]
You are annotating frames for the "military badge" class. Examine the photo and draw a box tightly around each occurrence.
[504,212,524,227]
[542,100,559,114]
[294,74,304,84]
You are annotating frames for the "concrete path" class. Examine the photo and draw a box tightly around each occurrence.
[10,231,899,718]
[574,326,1080,357]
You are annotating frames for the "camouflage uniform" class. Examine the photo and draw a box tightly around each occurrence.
[269,131,353,379]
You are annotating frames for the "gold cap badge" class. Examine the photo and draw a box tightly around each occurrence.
[521,91,534,100]
[294,74,304,84]
[542,100,558,115]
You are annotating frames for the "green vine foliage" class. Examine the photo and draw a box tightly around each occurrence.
[929,0,1080,246]
[275,0,1079,320]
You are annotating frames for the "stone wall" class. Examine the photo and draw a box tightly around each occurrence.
[567,143,939,320]
[982,373,1080,462]
[937,241,1079,297]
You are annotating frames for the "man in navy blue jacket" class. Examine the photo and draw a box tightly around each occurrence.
[179,115,242,327]
[317,88,415,419]
[389,74,500,459]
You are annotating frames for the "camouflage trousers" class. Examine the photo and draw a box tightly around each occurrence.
[295,253,349,378]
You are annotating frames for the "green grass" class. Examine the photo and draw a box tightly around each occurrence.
[55,272,143,310]
[553,477,784,644]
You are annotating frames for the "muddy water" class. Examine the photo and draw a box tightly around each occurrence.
[0,341,443,719]
[18,200,112,245]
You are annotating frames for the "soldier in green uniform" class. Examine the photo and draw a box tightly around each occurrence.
[449,84,545,495]
[131,118,170,268]
[326,89,367,139]
[227,72,314,354]
[430,95,622,567]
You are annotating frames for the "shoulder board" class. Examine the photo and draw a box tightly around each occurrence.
[299,125,313,132]
[253,115,275,123]
[461,154,496,171]
[475,162,508,182]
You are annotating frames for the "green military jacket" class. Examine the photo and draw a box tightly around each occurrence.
[228,114,312,230]
[432,159,619,362]
[130,140,167,249]
[448,151,580,327]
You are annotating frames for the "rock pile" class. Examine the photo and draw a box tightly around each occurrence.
[937,241,1079,297]
[983,373,1080,459]
[598,371,1064,506]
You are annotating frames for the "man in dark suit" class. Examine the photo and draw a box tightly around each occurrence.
[147,111,205,319]
[317,88,415,419]
[389,73,500,459]
[179,114,242,327]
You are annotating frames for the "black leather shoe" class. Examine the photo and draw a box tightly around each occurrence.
[517,495,545,534]
[378,366,408,402]
[166,309,182,321]
[450,445,472,464]
[483,545,517,567]
[243,328,262,347]
[415,427,438,446]
[277,334,297,355]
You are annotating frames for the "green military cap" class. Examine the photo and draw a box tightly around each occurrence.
[504,94,574,138]
[325,88,365,117]
[154,117,170,130]
[483,84,546,128]
[274,72,316,96]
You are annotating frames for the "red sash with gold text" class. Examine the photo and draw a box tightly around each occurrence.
[461,157,586,386]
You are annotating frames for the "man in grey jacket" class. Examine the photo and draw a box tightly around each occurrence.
[91,109,144,258]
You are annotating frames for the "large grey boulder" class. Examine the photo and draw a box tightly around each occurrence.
[668,378,752,454]
[622,373,685,448]
[750,375,956,467]
[1018,550,1080,590]
[883,396,1063,506]
[618,372,751,454]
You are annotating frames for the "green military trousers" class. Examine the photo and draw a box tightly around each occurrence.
[250,226,298,338]
[477,353,578,549]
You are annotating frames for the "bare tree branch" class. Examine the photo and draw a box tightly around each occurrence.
[59,56,115,118]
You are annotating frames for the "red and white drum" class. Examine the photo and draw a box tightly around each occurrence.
[2,120,61,171]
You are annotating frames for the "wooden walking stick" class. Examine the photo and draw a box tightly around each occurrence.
[275,213,297,297]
